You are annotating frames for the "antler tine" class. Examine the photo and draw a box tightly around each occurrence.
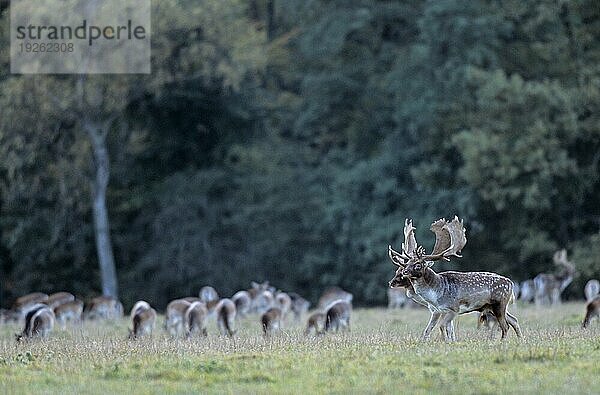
[388,244,410,267]
[402,219,418,257]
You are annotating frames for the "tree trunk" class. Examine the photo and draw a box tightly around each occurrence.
[267,0,275,41]
[87,123,119,298]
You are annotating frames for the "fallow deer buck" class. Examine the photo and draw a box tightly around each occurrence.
[388,216,522,341]
[584,279,600,302]
[534,249,576,306]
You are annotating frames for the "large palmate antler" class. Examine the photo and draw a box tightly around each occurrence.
[388,216,467,265]
[423,216,467,262]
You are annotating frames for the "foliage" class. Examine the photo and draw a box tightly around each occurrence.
[1,0,599,306]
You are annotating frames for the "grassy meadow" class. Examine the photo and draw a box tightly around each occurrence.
[0,303,599,394]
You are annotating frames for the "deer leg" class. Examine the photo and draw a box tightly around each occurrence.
[422,312,442,340]
[582,308,597,328]
[492,305,509,339]
[440,312,457,342]
[505,311,522,337]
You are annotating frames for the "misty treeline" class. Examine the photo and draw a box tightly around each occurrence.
[0,0,599,308]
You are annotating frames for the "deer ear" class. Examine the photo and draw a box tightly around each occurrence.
[425,261,435,268]
[388,245,406,267]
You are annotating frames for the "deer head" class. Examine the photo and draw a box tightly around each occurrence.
[388,216,466,285]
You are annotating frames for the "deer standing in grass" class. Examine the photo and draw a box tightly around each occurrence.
[54,300,84,328]
[519,279,535,303]
[325,300,351,332]
[534,249,575,306]
[85,296,123,320]
[582,295,600,328]
[305,312,326,335]
[388,216,521,341]
[261,307,283,336]
[289,292,310,320]
[317,286,353,309]
[165,299,192,337]
[215,298,236,337]
[186,301,208,337]
[584,279,600,302]
[199,286,219,304]
[16,303,55,341]
[232,291,251,318]
[129,301,156,339]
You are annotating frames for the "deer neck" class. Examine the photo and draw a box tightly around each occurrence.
[411,268,443,304]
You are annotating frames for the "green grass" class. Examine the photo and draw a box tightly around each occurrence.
[1,303,599,394]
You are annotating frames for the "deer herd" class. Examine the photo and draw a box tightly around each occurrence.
[2,216,599,343]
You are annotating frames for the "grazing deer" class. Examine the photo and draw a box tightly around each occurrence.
[534,250,576,306]
[289,292,310,320]
[519,280,535,303]
[130,300,151,319]
[305,312,326,335]
[232,291,251,318]
[85,296,123,320]
[582,295,600,329]
[165,299,192,337]
[16,304,55,341]
[325,300,351,332]
[512,282,520,301]
[248,281,275,313]
[186,301,208,337]
[261,307,283,336]
[388,288,408,309]
[46,292,75,309]
[215,298,236,337]
[54,300,84,328]
[13,292,49,320]
[129,301,156,339]
[388,216,521,341]
[253,290,275,315]
[317,286,353,309]
[584,279,600,302]
[199,286,219,303]
[275,292,292,319]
